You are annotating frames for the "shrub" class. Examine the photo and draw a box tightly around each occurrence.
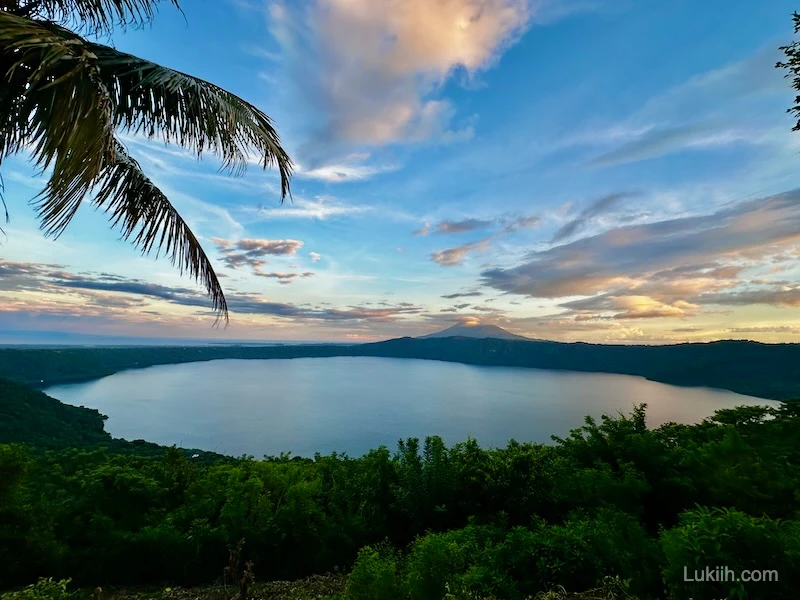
[1,579,76,600]
[661,507,800,599]
[345,545,400,600]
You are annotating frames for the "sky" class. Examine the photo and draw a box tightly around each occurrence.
[2,0,800,343]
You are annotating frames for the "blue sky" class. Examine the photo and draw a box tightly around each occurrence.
[2,0,800,342]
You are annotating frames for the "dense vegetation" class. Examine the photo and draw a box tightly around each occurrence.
[3,336,800,399]
[0,377,223,460]
[2,376,800,599]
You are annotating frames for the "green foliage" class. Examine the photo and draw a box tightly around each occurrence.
[661,507,800,599]
[402,528,482,599]
[0,378,110,449]
[0,579,76,600]
[345,545,401,600]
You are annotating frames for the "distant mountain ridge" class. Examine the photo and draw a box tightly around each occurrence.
[2,336,799,400]
[419,323,529,341]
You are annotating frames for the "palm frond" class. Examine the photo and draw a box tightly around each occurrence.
[7,0,181,35]
[0,11,115,235]
[88,41,293,198]
[94,140,228,322]
[1,10,293,323]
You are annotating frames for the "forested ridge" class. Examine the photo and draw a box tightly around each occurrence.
[2,336,800,399]
[2,376,800,599]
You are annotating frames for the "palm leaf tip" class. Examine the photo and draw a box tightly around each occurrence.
[92,142,229,323]
[12,0,183,35]
[86,41,295,199]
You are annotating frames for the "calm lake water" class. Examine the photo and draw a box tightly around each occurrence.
[45,357,777,457]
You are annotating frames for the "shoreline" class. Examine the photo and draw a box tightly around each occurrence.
[2,337,798,401]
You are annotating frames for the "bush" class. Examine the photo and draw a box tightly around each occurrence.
[661,507,800,599]
[345,545,401,600]
[1,579,76,600]
[490,511,659,598]
[402,525,504,600]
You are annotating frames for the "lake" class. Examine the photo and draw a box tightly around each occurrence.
[45,356,777,457]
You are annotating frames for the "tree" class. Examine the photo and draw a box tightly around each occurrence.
[0,0,293,322]
[778,12,800,134]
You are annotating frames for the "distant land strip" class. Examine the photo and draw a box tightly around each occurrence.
[1,337,799,400]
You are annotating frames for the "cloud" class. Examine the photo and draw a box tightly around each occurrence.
[427,212,540,266]
[501,214,542,233]
[0,259,427,324]
[247,196,371,220]
[416,213,540,237]
[561,295,699,320]
[0,260,62,292]
[441,291,483,299]
[268,0,535,162]
[551,192,636,242]
[0,262,204,307]
[432,237,492,266]
[309,252,322,263]
[224,238,303,256]
[55,277,202,303]
[82,292,150,310]
[296,160,398,183]
[699,288,800,308]
[481,190,800,316]
[435,218,495,234]
[0,263,209,311]
[256,271,316,284]
[636,45,786,124]
[413,223,431,236]
[589,124,755,168]
[728,325,800,334]
[213,237,304,273]
[577,46,787,167]
[222,296,424,321]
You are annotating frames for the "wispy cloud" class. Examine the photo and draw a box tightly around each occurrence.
[417,213,540,237]
[295,160,399,183]
[441,291,483,299]
[427,212,541,266]
[256,271,316,284]
[435,218,495,234]
[728,325,800,334]
[245,196,371,220]
[552,192,637,242]
[581,45,787,167]
[432,237,492,266]
[699,288,800,308]
[413,223,431,236]
[589,125,756,168]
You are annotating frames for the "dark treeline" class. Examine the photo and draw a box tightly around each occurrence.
[3,336,800,399]
[2,377,800,599]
